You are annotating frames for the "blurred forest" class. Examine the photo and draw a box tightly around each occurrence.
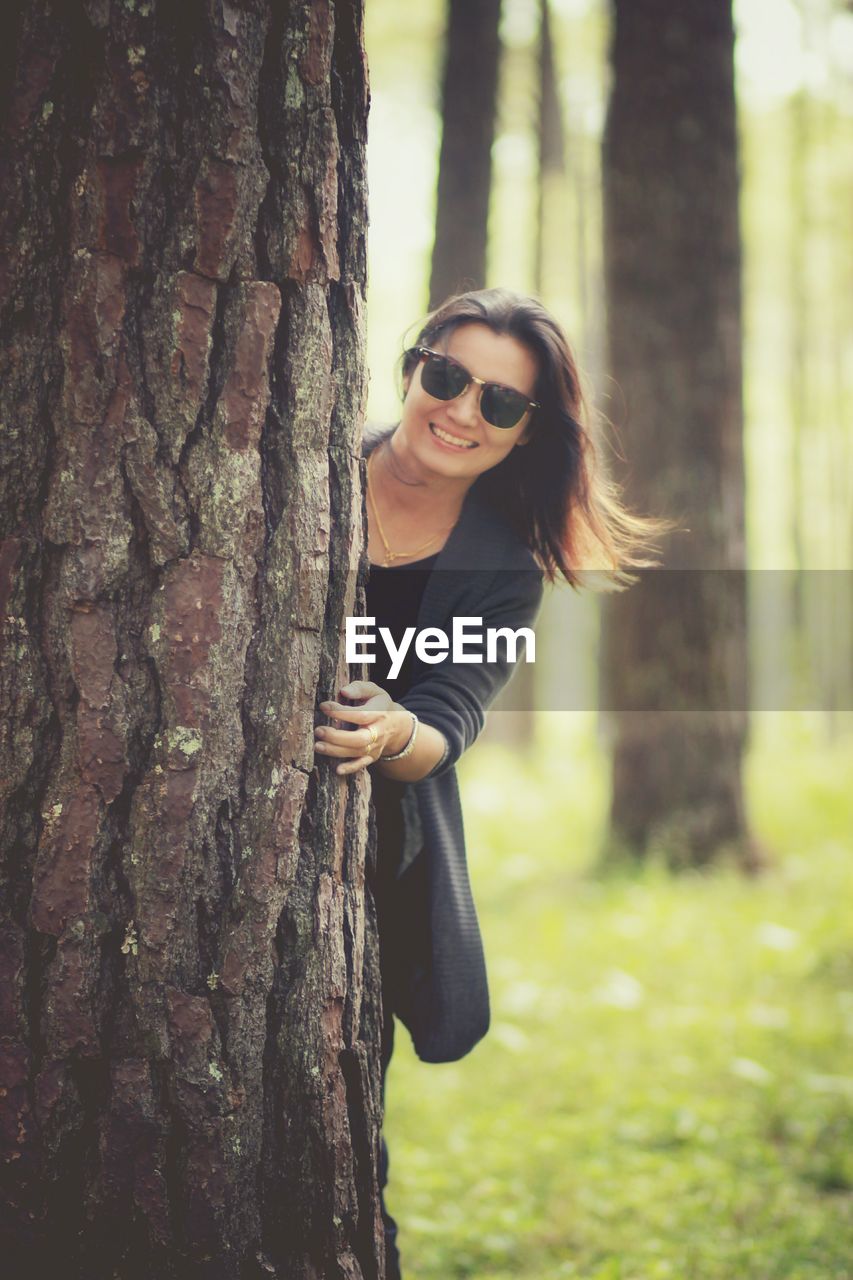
[364,0,853,740]
[364,1,853,1275]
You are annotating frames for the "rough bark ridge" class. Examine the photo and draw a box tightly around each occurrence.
[0,2,382,1276]
[600,0,759,868]
[428,0,502,309]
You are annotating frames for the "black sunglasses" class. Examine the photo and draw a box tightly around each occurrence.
[408,346,539,430]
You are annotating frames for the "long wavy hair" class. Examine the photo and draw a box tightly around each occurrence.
[399,287,664,589]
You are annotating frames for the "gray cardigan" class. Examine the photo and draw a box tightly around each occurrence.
[363,429,544,1063]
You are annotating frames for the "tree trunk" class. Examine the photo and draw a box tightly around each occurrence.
[789,87,808,640]
[0,3,383,1277]
[533,0,564,298]
[600,0,761,870]
[428,0,502,309]
[482,0,562,751]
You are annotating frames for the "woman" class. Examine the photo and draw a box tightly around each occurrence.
[313,288,657,1277]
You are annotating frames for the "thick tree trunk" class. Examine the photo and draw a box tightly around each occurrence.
[600,0,760,869]
[428,0,502,309]
[0,3,382,1277]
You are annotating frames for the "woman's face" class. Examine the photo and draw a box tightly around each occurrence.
[396,322,539,483]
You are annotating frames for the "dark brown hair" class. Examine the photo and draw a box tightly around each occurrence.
[401,287,663,589]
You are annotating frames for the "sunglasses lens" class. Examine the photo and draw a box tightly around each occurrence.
[480,385,529,429]
[420,353,469,401]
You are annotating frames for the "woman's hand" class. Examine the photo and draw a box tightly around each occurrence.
[315,681,413,777]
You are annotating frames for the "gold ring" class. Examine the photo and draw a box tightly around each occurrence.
[365,724,378,750]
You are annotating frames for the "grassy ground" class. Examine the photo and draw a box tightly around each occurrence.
[382,714,853,1279]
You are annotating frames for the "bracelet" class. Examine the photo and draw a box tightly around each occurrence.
[381,712,419,761]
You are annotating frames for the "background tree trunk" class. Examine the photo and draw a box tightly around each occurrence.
[428,0,502,309]
[485,0,563,751]
[789,86,808,642]
[600,0,760,870]
[0,3,382,1277]
[533,0,564,299]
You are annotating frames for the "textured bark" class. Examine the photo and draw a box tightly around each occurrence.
[600,0,760,869]
[428,0,502,309]
[0,3,383,1277]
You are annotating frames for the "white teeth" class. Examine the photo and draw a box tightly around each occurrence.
[431,424,476,449]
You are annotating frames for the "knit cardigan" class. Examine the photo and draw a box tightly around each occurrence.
[364,428,544,1063]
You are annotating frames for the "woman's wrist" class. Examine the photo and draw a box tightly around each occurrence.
[375,718,448,782]
[383,705,416,757]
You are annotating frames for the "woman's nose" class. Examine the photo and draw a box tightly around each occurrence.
[447,380,481,427]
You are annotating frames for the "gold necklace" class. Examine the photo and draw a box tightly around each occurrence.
[366,449,453,566]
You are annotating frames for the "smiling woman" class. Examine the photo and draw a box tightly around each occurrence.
[313,286,663,1278]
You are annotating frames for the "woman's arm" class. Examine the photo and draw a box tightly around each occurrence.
[314,562,543,782]
[397,563,544,777]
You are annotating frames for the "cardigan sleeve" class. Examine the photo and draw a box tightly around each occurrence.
[398,564,544,779]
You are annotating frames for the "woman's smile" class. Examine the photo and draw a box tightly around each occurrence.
[428,422,479,450]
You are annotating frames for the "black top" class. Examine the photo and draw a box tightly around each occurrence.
[365,552,439,697]
[366,553,440,912]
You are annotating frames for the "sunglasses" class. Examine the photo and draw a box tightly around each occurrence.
[408,346,540,430]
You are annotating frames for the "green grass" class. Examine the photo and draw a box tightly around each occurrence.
[382,713,853,1279]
